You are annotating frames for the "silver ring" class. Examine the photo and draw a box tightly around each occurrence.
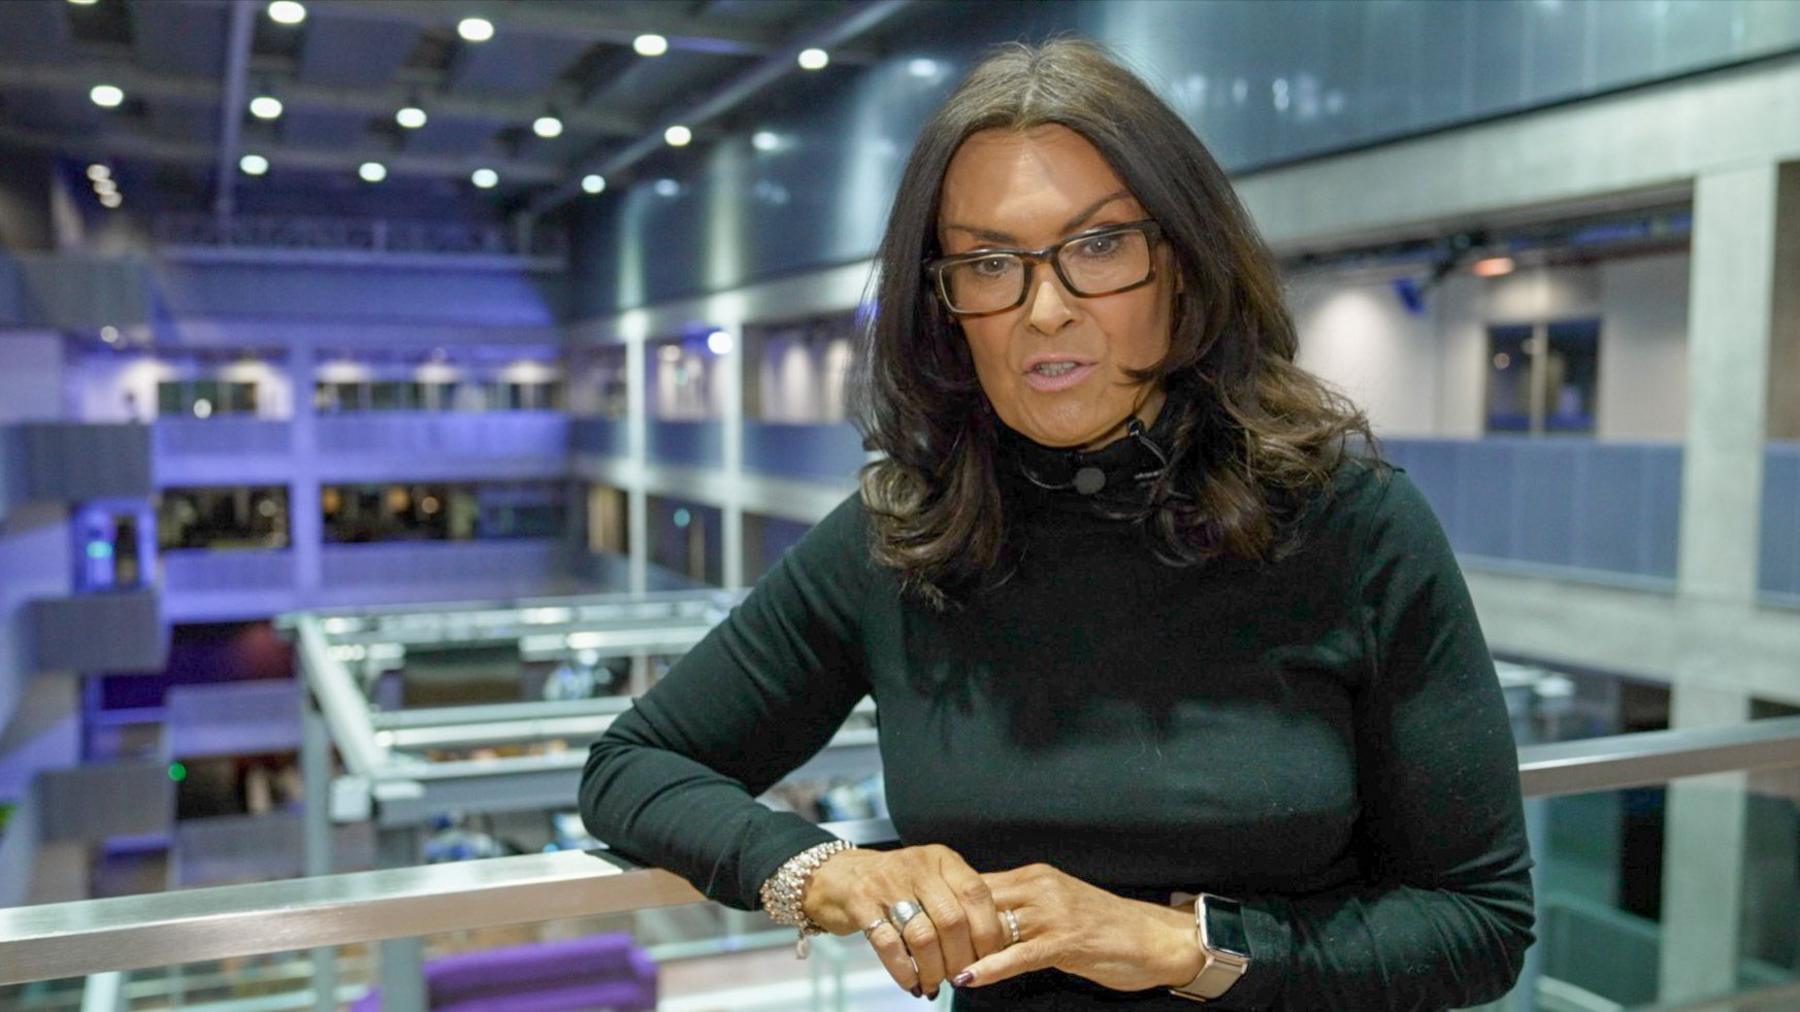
[1000,907,1021,945]
[861,917,891,939]
[888,899,925,928]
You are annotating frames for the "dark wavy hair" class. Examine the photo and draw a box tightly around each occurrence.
[851,37,1378,608]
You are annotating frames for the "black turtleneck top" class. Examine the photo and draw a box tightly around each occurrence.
[579,405,1535,1010]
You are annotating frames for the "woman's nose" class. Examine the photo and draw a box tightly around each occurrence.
[1025,260,1077,333]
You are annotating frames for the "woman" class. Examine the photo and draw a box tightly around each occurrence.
[580,38,1534,1010]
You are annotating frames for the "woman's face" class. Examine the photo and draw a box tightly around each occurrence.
[936,124,1173,450]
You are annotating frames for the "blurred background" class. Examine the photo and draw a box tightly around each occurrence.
[1,0,1798,1009]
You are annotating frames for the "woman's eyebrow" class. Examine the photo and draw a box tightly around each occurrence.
[942,190,1132,245]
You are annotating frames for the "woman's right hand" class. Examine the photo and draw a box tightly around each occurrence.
[801,843,1009,1000]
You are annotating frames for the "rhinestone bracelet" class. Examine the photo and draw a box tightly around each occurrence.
[759,838,853,959]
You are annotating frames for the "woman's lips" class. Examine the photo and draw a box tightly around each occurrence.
[1021,361,1098,392]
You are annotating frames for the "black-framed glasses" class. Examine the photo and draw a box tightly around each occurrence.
[925,219,1163,317]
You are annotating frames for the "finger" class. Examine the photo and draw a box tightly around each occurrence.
[913,875,975,985]
[957,935,1056,990]
[896,893,948,997]
[849,900,924,997]
[935,854,1005,964]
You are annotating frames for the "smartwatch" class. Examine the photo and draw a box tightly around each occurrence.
[1167,892,1251,1003]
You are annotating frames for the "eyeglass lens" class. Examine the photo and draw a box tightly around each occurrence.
[941,229,1151,314]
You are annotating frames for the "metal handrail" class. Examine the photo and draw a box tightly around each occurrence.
[5,718,1800,987]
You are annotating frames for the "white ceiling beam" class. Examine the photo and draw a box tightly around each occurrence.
[0,125,563,185]
[301,0,880,63]
[0,53,643,138]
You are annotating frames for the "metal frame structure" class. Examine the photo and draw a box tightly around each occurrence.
[5,716,1799,988]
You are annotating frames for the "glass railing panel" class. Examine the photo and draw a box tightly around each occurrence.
[1466,770,1800,1011]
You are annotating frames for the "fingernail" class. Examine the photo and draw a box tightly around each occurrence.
[910,986,922,998]
[953,970,974,987]
[927,990,939,1001]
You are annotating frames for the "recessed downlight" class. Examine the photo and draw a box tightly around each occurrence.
[90,84,125,108]
[797,48,829,71]
[581,174,606,194]
[457,17,494,42]
[532,115,563,139]
[249,95,283,119]
[633,34,668,56]
[663,124,691,147]
[240,153,270,176]
[358,162,387,183]
[267,1,306,25]
[471,168,498,189]
[396,106,427,129]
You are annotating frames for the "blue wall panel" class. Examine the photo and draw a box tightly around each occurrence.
[1762,443,1800,601]
[742,421,865,483]
[571,417,630,459]
[646,420,722,469]
[1383,438,1682,586]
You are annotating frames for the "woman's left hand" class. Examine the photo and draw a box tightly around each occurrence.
[951,863,1202,993]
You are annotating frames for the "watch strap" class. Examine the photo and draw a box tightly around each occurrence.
[1167,892,1251,1003]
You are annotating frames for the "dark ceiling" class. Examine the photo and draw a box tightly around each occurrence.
[0,0,911,212]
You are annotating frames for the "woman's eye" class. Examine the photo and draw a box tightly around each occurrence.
[1076,235,1121,257]
[971,256,1013,276]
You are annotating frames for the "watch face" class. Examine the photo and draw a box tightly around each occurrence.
[1204,897,1250,958]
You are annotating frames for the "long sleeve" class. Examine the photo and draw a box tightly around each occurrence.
[579,494,876,912]
[1216,466,1536,1011]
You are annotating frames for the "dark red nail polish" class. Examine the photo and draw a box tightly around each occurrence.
[911,985,922,998]
[928,990,940,1001]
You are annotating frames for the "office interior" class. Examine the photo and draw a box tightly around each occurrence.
[1,0,1799,1009]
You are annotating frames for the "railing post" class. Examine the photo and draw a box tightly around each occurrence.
[302,702,337,1012]
[376,826,426,1012]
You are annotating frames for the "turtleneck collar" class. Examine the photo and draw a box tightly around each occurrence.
[993,385,1187,511]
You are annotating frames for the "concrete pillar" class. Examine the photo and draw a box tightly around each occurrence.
[626,337,647,597]
[1656,682,1752,1003]
[1675,162,1782,604]
[289,341,322,597]
[1657,159,1794,1003]
[719,324,744,591]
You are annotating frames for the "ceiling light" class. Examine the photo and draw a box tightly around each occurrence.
[653,178,679,197]
[396,106,427,129]
[908,58,940,79]
[633,34,668,57]
[267,0,306,25]
[797,48,829,71]
[358,161,387,183]
[90,84,124,108]
[1473,256,1515,278]
[99,191,122,209]
[100,326,120,343]
[471,168,498,189]
[663,124,691,147]
[249,95,283,119]
[86,163,111,181]
[752,130,780,152]
[580,174,605,194]
[457,17,494,42]
[93,178,117,196]
[532,115,563,139]
[67,0,98,5]
[239,153,269,176]
[706,329,733,355]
